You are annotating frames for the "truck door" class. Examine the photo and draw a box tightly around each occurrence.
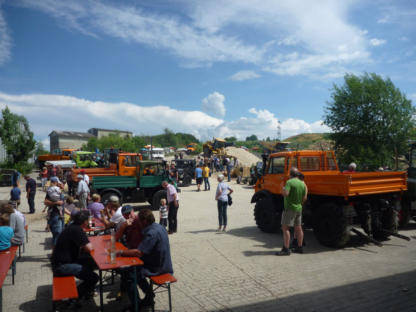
[262,156,287,194]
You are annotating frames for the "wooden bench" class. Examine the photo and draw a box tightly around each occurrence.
[52,276,78,311]
[8,246,17,285]
[150,273,177,312]
[0,248,18,312]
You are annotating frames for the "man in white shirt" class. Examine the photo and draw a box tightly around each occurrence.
[80,169,90,185]
[76,174,90,209]
[101,195,125,230]
[162,181,179,234]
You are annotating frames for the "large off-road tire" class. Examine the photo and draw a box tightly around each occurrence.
[182,175,192,187]
[373,206,398,240]
[313,202,350,248]
[254,196,283,233]
[152,190,167,211]
[101,191,122,205]
[399,198,411,228]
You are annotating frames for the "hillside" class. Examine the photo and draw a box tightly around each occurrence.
[285,133,333,150]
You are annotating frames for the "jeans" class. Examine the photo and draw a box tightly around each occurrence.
[48,215,63,246]
[226,166,231,182]
[28,192,35,213]
[122,266,154,307]
[217,200,228,226]
[53,255,99,298]
[203,177,210,190]
[168,201,178,232]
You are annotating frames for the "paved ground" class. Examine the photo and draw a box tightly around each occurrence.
[2,174,416,312]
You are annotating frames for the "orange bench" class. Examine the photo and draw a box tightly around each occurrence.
[9,246,18,284]
[150,273,177,312]
[52,276,78,311]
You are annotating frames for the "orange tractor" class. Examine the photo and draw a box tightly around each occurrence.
[251,150,410,247]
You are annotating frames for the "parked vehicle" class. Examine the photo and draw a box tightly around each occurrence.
[251,150,408,248]
[174,159,196,186]
[37,148,75,169]
[91,160,177,209]
[399,141,416,227]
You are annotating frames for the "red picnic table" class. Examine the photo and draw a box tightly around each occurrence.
[89,235,143,312]
[0,247,17,312]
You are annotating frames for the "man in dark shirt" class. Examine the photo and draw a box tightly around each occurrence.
[51,210,98,299]
[118,208,173,309]
[24,175,36,213]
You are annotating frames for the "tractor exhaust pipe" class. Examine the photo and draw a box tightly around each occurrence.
[350,228,383,247]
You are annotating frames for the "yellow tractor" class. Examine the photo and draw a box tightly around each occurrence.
[203,138,233,157]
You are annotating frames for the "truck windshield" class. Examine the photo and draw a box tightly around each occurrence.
[410,148,416,168]
[268,157,285,174]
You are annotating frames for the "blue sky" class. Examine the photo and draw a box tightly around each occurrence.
[0,0,415,148]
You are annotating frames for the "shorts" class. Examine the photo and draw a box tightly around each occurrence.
[196,177,203,185]
[281,209,302,226]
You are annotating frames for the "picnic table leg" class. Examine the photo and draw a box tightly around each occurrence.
[0,287,2,312]
[12,256,16,285]
[99,270,104,312]
[133,267,138,312]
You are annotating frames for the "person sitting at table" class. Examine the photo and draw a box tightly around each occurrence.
[87,193,104,219]
[115,205,144,301]
[0,213,14,251]
[118,208,173,310]
[51,210,99,300]
[101,196,125,230]
[0,202,25,247]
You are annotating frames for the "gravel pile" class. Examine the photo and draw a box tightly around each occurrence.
[225,146,261,167]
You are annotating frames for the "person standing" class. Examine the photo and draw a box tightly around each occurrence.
[64,165,74,196]
[40,167,48,191]
[276,167,307,256]
[51,210,99,299]
[24,175,36,214]
[215,174,233,232]
[10,182,21,208]
[225,157,231,182]
[202,164,210,191]
[76,174,89,209]
[195,165,203,192]
[162,181,179,234]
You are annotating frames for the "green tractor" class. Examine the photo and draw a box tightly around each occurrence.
[91,160,177,210]
[72,151,98,168]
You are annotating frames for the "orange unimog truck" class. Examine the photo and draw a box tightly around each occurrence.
[251,150,408,247]
[72,152,142,183]
[37,148,76,169]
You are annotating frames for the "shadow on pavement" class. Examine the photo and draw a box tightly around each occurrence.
[40,237,53,250]
[226,226,387,255]
[209,270,416,312]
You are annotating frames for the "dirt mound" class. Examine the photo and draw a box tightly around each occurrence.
[226,146,261,167]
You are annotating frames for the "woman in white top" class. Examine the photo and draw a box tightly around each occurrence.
[215,174,233,232]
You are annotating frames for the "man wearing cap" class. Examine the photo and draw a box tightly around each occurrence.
[76,174,89,209]
[51,210,99,299]
[116,205,143,249]
[24,175,37,214]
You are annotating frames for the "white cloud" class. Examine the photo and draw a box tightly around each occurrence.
[369,38,386,46]
[201,92,226,118]
[230,70,261,81]
[0,5,11,65]
[11,0,375,78]
[0,91,328,143]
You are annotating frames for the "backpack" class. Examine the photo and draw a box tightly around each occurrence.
[227,194,232,206]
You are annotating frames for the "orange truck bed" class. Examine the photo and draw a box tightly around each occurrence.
[303,171,407,198]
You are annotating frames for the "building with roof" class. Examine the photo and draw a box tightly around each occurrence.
[49,131,94,153]
[87,128,132,139]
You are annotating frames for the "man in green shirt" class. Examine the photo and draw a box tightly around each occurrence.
[276,167,307,256]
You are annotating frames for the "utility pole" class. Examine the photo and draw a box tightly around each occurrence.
[277,120,281,142]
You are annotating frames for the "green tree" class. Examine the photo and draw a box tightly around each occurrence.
[225,136,237,143]
[35,142,48,156]
[246,134,258,141]
[0,106,36,163]
[324,73,415,169]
